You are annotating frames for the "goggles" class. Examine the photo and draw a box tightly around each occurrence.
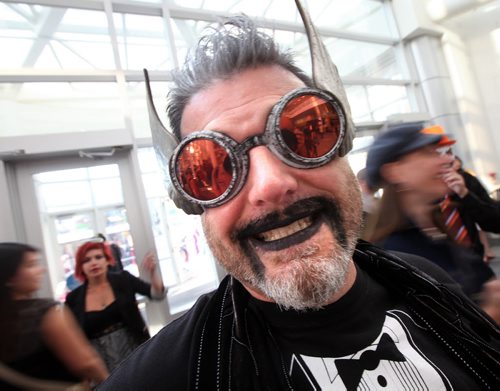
[169,87,346,208]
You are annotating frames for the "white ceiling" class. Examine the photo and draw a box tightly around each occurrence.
[427,0,500,37]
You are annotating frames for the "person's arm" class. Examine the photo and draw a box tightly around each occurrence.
[443,170,500,232]
[462,170,492,202]
[478,229,495,262]
[40,304,109,384]
[460,192,500,233]
[140,251,165,299]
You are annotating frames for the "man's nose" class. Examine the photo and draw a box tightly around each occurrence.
[245,146,299,207]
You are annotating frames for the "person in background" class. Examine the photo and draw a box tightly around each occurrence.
[100,4,499,390]
[95,233,124,272]
[364,122,497,300]
[422,125,499,262]
[452,155,498,262]
[0,242,108,389]
[65,240,165,372]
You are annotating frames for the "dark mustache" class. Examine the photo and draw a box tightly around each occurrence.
[235,196,338,239]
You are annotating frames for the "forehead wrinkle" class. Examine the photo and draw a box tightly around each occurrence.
[202,98,277,141]
[180,66,306,138]
[183,92,280,138]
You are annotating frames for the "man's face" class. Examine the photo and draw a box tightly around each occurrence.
[181,65,362,310]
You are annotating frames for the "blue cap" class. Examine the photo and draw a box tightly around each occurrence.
[365,122,442,189]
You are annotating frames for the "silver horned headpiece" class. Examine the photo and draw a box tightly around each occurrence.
[144,0,354,215]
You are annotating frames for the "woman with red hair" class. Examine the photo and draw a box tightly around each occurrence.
[65,240,165,372]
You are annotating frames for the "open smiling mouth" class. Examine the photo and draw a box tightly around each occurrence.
[247,213,324,252]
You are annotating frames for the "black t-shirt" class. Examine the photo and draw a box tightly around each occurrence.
[98,249,498,390]
[249,266,481,390]
[84,300,122,338]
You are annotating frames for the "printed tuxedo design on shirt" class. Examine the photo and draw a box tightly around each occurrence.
[289,311,451,390]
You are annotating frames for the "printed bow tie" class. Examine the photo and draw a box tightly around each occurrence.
[335,333,406,390]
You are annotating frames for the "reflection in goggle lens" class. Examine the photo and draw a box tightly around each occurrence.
[279,95,340,159]
[174,92,342,203]
[176,139,233,200]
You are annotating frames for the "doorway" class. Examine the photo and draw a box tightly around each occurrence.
[32,163,139,301]
[13,150,151,300]
[11,146,221,330]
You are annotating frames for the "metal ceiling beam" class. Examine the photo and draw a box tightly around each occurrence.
[1,0,398,45]
[23,7,66,67]
[430,0,498,22]
[5,2,35,22]
[0,70,172,83]
[0,71,410,86]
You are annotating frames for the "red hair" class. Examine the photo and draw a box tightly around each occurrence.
[74,241,116,282]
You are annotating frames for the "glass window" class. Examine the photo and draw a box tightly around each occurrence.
[36,168,88,183]
[345,84,411,123]
[91,178,124,206]
[348,135,374,173]
[367,85,411,121]
[310,0,397,39]
[170,18,212,65]
[172,0,397,38]
[0,1,413,139]
[0,4,115,70]
[137,147,219,314]
[0,82,125,136]
[251,30,404,82]
[54,213,95,244]
[0,3,40,68]
[346,86,372,123]
[127,80,172,139]
[113,12,174,71]
[49,8,115,70]
[33,164,123,213]
[271,29,312,75]
[32,163,139,301]
[88,164,120,179]
[325,38,404,80]
[37,181,92,213]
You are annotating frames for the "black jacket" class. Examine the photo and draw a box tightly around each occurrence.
[453,170,500,256]
[65,271,152,345]
[98,242,499,390]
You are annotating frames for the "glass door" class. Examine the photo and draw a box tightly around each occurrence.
[13,147,220,327]
[13,151,152,296]
[137,147,220,314]
[23,162,138,301]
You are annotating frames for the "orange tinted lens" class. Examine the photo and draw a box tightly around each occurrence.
[176,139,233,201]
[279,94,340,158]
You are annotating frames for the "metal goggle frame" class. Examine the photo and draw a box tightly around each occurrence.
[169,87,346,208]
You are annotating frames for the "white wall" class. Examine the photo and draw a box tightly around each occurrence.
[466,31,500,179]
[393,0,500,184]
[441,29,499,178]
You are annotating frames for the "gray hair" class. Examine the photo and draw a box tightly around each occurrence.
[167,15,313,140]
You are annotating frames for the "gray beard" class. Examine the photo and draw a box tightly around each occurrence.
[246,243,353,311]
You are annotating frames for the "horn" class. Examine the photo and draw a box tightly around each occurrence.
[143,69,203,215]
[294,0,354,156]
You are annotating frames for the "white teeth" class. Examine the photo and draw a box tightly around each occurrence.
[257,216,313,242]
